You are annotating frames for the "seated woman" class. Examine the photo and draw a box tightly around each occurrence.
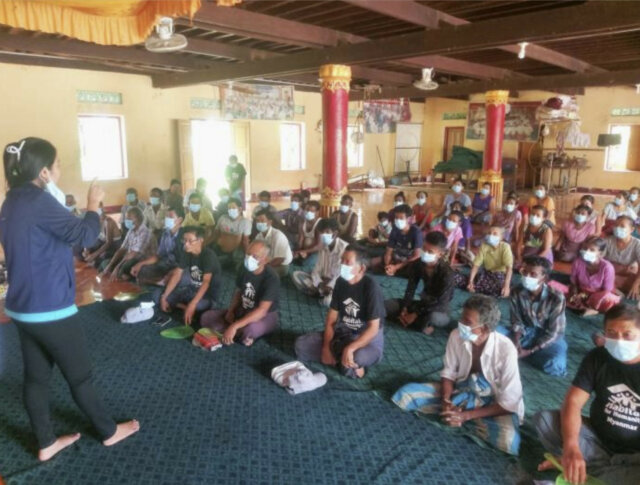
[295,245,385,379]
[82,202,122,268]
[100,207,153,281]
[493,193,523,244]
[293,200,322,270]
[628,186,640,221]
[471,182,495,225]
[600,192,637,235]
[528,184,555,226]
[388,191,407,223]
[456,225,513,298]
[392,295,524,456]
[278,193,304,247]
[534,304,640,485]
[412,191,433,232]
[580,194,602,234]
[602,215,640,300]
[553,204,596,262]
[371,204,422,277]
[331,194,358,244]
[565,236,621,316]
[517,205,553,265]
[212,198,251,269]
[430,210,464,266]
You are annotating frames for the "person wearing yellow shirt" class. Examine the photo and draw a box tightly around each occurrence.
[528,184,556,226]
[184,193,215,243]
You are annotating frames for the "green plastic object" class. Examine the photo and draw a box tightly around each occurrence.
[160,325,195,339]
[543,453,606,485]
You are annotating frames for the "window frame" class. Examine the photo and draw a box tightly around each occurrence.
[347,124,364,168]
[279,121,306,171]
[77,113,128,181]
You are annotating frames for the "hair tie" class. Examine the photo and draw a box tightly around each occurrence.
[6,140,26,162]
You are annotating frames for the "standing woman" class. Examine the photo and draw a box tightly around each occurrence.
[0,138,139,461]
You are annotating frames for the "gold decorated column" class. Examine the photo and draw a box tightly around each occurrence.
[479,90,509,204]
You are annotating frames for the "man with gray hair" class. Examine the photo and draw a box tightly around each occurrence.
[392,294,524,456]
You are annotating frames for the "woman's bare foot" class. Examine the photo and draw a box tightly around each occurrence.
[103,420,140,447]
[38,433,81,461]
[537,459,555,471]
[422,326,435,336]
[354,367,365,379]
[242,337,254,347]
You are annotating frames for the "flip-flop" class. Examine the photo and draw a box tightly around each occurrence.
[543,453,606,485]
[160,325,195,339]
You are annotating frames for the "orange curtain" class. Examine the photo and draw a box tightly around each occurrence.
[0,0,201,46]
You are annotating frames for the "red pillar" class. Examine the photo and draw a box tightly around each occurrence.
[319,64,351,217]
[479,90,509,203]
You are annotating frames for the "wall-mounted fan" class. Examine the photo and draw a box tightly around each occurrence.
[145,17,187,53]
[413,68,439,91]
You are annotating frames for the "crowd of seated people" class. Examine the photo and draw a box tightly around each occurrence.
[66,173,640,480]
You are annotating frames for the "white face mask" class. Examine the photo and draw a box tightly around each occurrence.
[417,197,427,206]
[604,338,640,362]
[394,200,403,207]
[580,249,598,264]
[291,201,300,211]
[339,205,350,213]
[445,220,457,231]
[380,220,389,228]
[504,204,516,213]
[244,255,259,272]
[305,211,316,221]
[574,214,587,224]
[630,193,639,202]
[458,322,480,343]
[421,251,437,264]
[535,189,545,199]
[228,208,239,219]
[530,215,542,226]
[340,264,355,281]
[486,234,501,247]
[394,219,407,230]
[321,233,334,246]
[452,185,462,194]
[481,188,490,196]
[614,197,624,207]
[522,275,541,292]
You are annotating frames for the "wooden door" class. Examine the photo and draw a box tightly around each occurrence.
[443,126,464,161]
[176,120,194,192]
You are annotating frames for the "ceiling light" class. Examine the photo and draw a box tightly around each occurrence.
[518,42,529,60]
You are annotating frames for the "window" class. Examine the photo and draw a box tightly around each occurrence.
[78,115,127,180]
[191,119,233,198]
[347,125,364,168]
[605,124,640,172]
[280,122,305,171]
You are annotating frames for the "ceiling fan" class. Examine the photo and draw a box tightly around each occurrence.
[145,17,187,53]
[413,68,439,91]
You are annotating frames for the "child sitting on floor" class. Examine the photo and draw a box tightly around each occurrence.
[430,210,464,266]
[412,191,433,232]
[471,182,495,225]
[449,201,474,263]
[553,204,596,262]
[493,193,522,244]
[361,211,392,258]
[518,205,553,266]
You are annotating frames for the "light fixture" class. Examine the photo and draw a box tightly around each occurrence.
[518,42,529,60]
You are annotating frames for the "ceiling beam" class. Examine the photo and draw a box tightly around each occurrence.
[344,0,605,73]
[154,2,640,88]
[0,52,154,76]
[350,68,640,100]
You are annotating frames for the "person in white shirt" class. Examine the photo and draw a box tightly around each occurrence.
[392,294,524,456]
[292,218,348,306]
[253,208,293,278]
[143,187,166,233]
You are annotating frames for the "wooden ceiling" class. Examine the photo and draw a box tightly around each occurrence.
[1,0,640,98]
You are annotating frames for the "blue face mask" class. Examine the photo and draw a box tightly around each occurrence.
[126,193,136,203]
[150,197,160,206]
[614,227,628,239]
[340,264,355,281]
[395,219,407,230]
[452,185,462,194]
[221,196,229,204]
[417,197,427,206]
[522,275,541,292]
[486,234,501,246]
[605,338,640,362]
[614,197,624,207]
[305,211,316,221]
[445,220,457,231]
[458,322,480,343]
[504,204,516,213]
[45,181,66,207]
[244,255,259,272]
[228,208,239,219]
[340,205,350,213]
[574,214,587,224]
[256,222,269,233]
[535,189,545,199]
[164,217,175,230]
[530,215,542,226]
[124,219,134,230]
[481,188,490,196]
[291,201,300,211]
[580,249,598,263]
[189,203,201,213]
[321,233,334,246]
[259,201,269,208]
[421,251,437,264]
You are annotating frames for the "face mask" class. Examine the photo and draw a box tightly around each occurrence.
[458,322,479,343]
[574,214,587,224]
[291,201,300,211]
[189,203,201,213]
[221,196,229,204]
[486,234,501,247]
[228,208,239,219]
[259,201,269,208]
[580,249,598,263]
[452,185,462,194]
[244,255,259,272]
[614,227,628,239]
[380,220,389,227]
[126,193,136,203]
[124,219,134,230]
[164,217,176,230]
[630,193,639,202]
[535,189,545,199]
[340,264,355,281]
[614,197,624,206]
[340,205,350,213]
[256,222,269,233]
[66,205,76,212]
[605,338,640,363]
[45,180,66,207]
[394,201,403,207]
[522,275,541,292]
[395,219,407,230]
[530,215,542,226]
[305,211,316,221]
[417,197,426,206]
[421,251,437,264]
[504,204,515,213]
[445,220,457,231]
[481,188,490,196]
[150,197,160,206]
[321,233,334,246]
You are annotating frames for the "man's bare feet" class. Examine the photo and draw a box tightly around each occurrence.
[537,459,555,472]
[103,420,140,447]
[354,367,365,379]
[422,326,435,336]
[242,337,254,347]
[38,433,81,461]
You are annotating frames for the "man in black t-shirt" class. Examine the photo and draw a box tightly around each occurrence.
[534,304,640,485]
[201,241,279,347]
[295,244,385,378]
[154,226,221,325]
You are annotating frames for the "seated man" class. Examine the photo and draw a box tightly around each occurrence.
[278,193,304,248]
[603,215,640,300]
[252,190,278,220]
[164,178,183,214]
[372,204,423,277]
[213,188,230,221]
[535,304,640,485]
[212,198,251,269]
[392,295,524,456]
[184,192,215,230]
[65,194,81,216]
[331,194,358,244]
[120,187,147,233]
[101,207,153,281]
[294,200,322,269]
[508,256,568,377]
[291,218,348,307]
[143,187,166,233]
[295,245,385,379]
[82,202,121,268]
[456,225,513,298]
[253,209,293,278]
[131,208,184,285]
[183,177,213,211]
[385,231,455,335]
[154,226,221,325]
[201,241,279,347]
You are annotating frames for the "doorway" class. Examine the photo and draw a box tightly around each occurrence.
[443,126,465,161]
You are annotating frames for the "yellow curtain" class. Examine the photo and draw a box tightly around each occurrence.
[0,0,201,46]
